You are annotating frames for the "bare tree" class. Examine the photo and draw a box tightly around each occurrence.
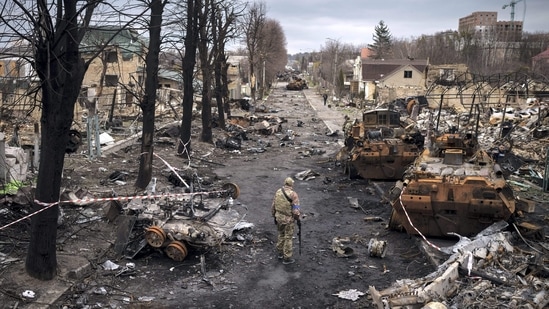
[257,18,287,97]
[26,0,99,280]
[0,0,99,280]
[0,0,148,280]
[242,1,266,103]
[196,0,216,143]
[135,0,167,189]
[212,1,242,130]
[178,0,200,156]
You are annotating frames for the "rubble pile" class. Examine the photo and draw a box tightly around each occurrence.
[413,103,548,184]
[369,222,549,308]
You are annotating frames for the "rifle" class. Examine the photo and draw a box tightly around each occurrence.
[297,219,302,255]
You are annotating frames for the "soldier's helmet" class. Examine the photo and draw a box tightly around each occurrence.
[284,177,294,186]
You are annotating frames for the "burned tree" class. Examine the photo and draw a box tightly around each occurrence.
[177,0,200,156]
[0,0,99,280]
[26,0,98,280]
[0,0,146,280]
[135,0,167,189]
[196,0,216,143]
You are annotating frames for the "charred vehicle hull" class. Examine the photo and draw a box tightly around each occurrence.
[339,109,423,180]
[346,138,420,179]
[125,183,242,261]
[388,133,516,237]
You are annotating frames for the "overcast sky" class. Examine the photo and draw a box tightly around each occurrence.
[260,0,548,54]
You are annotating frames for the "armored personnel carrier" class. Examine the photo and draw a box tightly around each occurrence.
[388,125,517,237]
[338,108,423,180]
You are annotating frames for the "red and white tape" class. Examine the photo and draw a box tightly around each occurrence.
[398,189,442,252]
[0,189,227,231]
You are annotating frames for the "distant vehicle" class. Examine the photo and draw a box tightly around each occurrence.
[337,108,423,180]
[286,76,308,90]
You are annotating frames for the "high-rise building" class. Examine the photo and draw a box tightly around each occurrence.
[458,11,522,41]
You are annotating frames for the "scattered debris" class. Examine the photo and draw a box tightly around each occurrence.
[295,169,320,181]
[331,237,355,258]
[101,260,120,271]
[367,238,387,258]
[22,290,35,299]
[369,222,549,308]
[333,289,365,301]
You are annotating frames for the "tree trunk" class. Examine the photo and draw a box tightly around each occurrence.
[221,61,231,118]
[26,0,88,280]
[200,68,213,143]
[179,0,200,156]
[135,0,164,189]
[214,57,226,130]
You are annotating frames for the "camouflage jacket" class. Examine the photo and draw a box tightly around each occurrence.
[271,185,301,224]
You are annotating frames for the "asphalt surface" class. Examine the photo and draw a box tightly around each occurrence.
[0,83,366,308]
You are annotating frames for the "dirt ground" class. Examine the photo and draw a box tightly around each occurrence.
[1,82,446,308]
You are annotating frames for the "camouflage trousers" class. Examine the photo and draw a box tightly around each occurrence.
[276,222,295,259]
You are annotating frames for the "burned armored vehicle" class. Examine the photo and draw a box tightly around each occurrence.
[286,76,308,90]
[122,182,244,262]
[338,108,423,180]
[388,119,517,237]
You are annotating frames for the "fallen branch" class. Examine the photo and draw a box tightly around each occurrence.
[191,156,226,166]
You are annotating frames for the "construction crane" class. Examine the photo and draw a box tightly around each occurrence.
[502,0,523,22]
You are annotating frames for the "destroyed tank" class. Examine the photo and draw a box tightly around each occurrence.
[338,108,423,180]
[124,182,242,262]
[286,76,308,90]
[388,128,517,237]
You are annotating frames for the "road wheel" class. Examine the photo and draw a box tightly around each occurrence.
[222,183,240,199]
[144,226,166,248]
[165,241,188,262]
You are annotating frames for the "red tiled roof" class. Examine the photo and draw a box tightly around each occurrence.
[533,47,549,61]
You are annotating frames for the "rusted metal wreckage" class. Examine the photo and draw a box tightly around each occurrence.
[387,108,517,238]
[286,76,308,91]
[369,222,549,308]
[120,180,244,262]
[337,108,424,180]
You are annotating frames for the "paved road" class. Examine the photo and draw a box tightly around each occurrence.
[302,87,362,139]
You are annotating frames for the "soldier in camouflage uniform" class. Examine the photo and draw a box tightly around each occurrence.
[271,177,301,264]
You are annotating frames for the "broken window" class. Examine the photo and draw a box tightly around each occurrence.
[389,113,400,125]
[439,69,455,82]
[105,75,118,87]
[125,91,133,106]
[404,70,412,78]
[105,51,118,63]
[363,113,377,124]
